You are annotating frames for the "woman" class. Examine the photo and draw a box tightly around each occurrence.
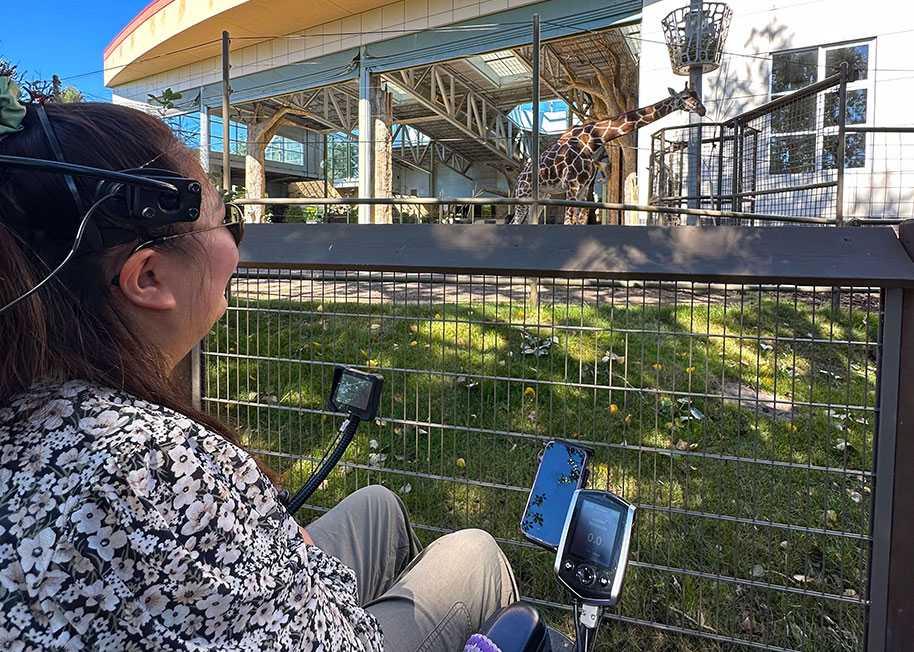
[0,79,517,650]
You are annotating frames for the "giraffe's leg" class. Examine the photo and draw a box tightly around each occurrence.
[565,168,598,225]
[564,181,585,224]
[511,167,532,224]
[573,177,598,225]
[512,204,528,224]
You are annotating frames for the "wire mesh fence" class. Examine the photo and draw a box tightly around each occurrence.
[644,69,914,226]
[202,256,883,650]
[842,127,914,222]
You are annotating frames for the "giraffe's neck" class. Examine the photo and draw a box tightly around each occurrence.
[592,97,679,142]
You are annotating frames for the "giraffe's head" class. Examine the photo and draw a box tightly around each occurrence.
[667,83,706,117]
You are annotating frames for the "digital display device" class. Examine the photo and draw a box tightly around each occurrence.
[327,366,383,421]
[521,441,591,551]
[334,372,373,410]
[569,499,623,568]
[554,490,635,606]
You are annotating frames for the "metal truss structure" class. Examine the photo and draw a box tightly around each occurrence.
[391,123,473,177]
[381,65,530,167]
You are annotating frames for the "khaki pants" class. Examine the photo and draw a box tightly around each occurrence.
[307,485,519,652]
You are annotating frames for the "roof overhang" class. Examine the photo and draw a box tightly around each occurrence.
[104,0,394,87]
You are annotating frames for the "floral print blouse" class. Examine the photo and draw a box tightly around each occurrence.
[0,379,384,651]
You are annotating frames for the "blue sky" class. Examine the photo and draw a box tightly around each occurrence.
[0,0,150,101]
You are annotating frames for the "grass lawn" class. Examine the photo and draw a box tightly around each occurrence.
[203,277,879,651]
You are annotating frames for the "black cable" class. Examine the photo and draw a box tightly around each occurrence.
[0,155,179,193]
[573,601,585,652]
[0,192,118,315]
[285,416,360,515]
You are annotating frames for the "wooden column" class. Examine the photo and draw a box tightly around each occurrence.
[242,106,293,223]
[372,81,393,224]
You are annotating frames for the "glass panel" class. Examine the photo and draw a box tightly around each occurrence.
[826,44,869,81]
[771,94,817,133]
[769,134,816,174]
[163,114,201,149]
[479,50,529,77]
[824,89,868,127]
[329,136,358,180]
[822,133,867,169]
[771,48,817,93]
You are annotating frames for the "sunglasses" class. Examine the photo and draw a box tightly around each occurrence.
[110,203,245,286]
[129,203,245,254]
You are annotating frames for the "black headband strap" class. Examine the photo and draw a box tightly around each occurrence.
[34,103,85,216]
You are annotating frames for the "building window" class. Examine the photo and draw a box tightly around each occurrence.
[163,113,201,149]
[209,116,248,156]
[328,132,358,183]
[163,115,313,170]
[265,134,305,166]
[769,40,873,175]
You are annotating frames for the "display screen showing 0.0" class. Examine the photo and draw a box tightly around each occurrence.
[569,499,623,568]
[334,373,374,411]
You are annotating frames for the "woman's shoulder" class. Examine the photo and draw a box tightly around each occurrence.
[1,378,272,525]
[0,378,243,471]
[3,378,188,433]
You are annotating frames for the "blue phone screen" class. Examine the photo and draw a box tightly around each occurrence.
[521,442,587,548]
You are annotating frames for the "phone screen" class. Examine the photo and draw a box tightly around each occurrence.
[521,441,589,550]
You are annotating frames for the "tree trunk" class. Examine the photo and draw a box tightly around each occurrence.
[243,106,295,224]
[372,85,393,224]
[245,127,268,223]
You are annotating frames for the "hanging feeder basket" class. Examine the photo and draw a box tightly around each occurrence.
[661,2,733,75]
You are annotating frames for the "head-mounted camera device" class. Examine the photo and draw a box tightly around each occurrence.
[0,102,208,314]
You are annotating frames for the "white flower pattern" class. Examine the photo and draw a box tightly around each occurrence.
[0,380,384,651]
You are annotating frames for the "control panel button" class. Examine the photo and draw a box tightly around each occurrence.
[575,564,595,586]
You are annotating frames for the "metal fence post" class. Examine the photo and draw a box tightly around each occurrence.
[869,221,914,649]
[647,137,656,208]
[657,132,668,225]
[221,31,231,194]
[867,287,900,652]
[531,14,541,225]
[830,64,849,312]
[358,48,374,224]
[732,121,742,219]
[715,125,725,224]
[836,61,848,227]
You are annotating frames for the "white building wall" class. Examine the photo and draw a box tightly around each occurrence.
[393,161,509,197]
[394,165,432,196]
[434,163,509,196]
[638,0,914,219]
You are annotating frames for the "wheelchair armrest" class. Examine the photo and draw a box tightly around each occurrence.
[478,602,546,652]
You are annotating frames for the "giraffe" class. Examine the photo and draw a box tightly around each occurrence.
[510,84,706,224]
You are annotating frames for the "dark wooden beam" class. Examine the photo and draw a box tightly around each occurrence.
[237,224,914,287]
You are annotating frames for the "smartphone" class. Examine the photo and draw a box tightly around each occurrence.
[521,440,592,551]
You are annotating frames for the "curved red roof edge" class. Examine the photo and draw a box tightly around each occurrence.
[104,0,178,59]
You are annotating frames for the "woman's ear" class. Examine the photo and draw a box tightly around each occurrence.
[114,249,178,311]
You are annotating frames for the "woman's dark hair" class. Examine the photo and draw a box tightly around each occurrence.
[0,101,277,483]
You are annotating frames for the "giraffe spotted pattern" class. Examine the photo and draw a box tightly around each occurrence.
[511,84,706,224]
